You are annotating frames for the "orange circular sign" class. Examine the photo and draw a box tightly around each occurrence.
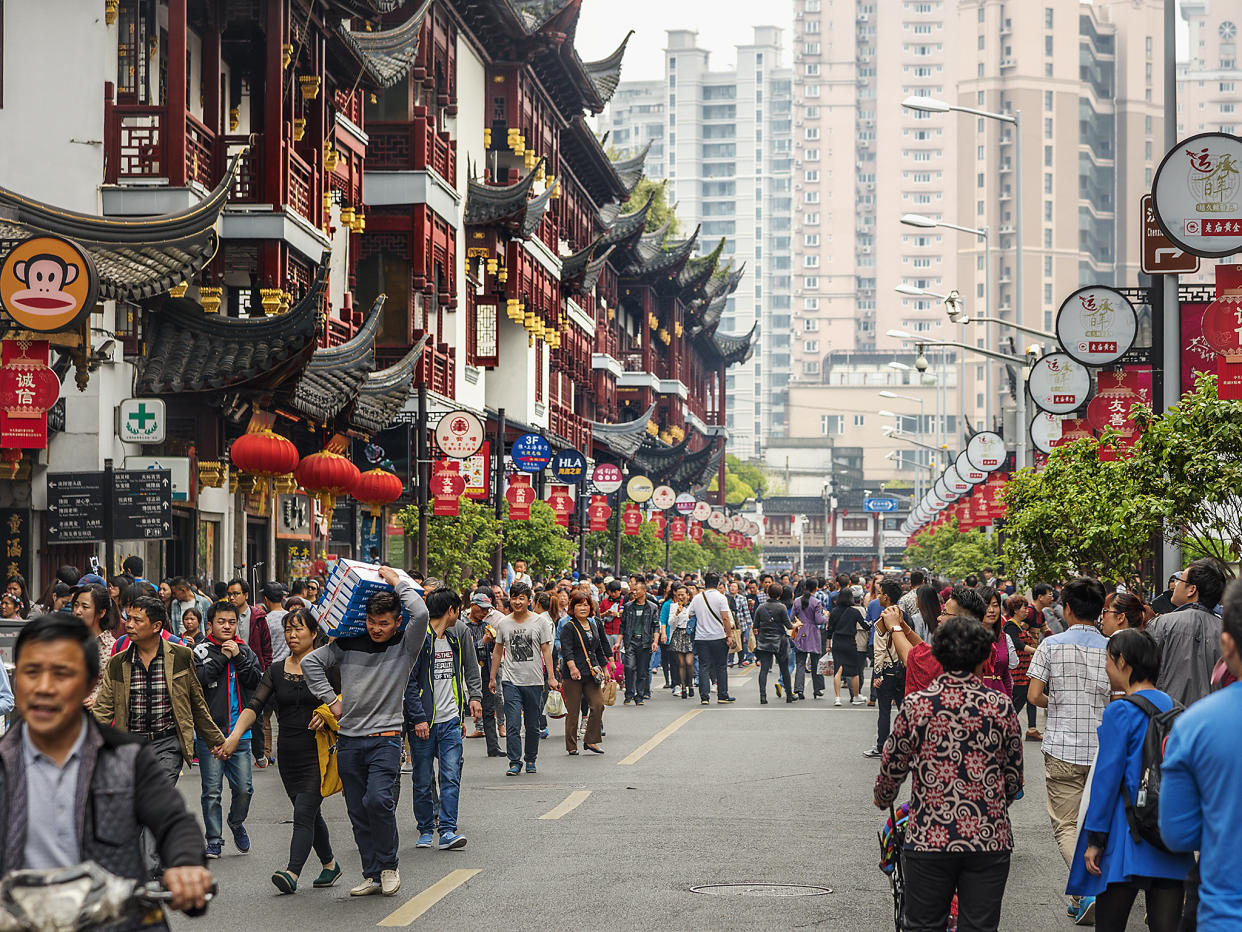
[0,236,99,332]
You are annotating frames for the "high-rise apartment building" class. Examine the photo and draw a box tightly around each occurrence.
[605,28,794,458]
[782,0,1164,488]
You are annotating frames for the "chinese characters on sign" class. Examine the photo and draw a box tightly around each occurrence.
[432,462,467,517]
[1152,133,1242,258]
[0,509,30,587]
[1055,286,1137,367]
[1027,352,1092,415]
[434,410,485,459]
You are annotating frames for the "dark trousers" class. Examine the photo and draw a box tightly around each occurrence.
[756,650,791,699]
[561,676,603,752]
[480,685,502,755]
[251,712,266,762]
[794,649,825,695]
[697,638,730,700]
[337,734,402,878]
[141,734,183,879]
[1096,879,1184,932]
[876,669,906,747]
[902,849,1010,932]
[288,791,333,875]
[1012,681,1039,728]
[502,682,543,764]
[624,644,652,701]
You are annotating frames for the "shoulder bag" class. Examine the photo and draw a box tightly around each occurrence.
[854,609,871,653]
[571,620,617,706]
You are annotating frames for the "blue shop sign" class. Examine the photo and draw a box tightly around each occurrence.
[551,449,587,484]
[512,433,552,473]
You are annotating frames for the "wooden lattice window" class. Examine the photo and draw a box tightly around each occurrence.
[467,293,498,368]
[535,339,543,403]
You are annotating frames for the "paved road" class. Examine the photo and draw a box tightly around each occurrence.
[172,665,1146,930]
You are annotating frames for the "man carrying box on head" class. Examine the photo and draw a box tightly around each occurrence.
[302,566,429,899]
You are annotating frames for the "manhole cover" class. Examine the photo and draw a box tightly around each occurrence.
[689,883,833,897]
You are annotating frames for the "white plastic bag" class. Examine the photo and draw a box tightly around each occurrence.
[545,689,567,719]
[817,653,834,676]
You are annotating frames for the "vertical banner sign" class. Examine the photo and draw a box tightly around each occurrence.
[505,474,536,520]
[546,485,574,528]
[690,522,703,544]
[670,516,686,541]
[0,340,59,448]
[1199,266,1242,399]
[588,495,611,532]
[1088,370,1143,459]
[1180,301,1214,396]
[0,509,30,585]
[432,461,466,517]
[622,503,642,535]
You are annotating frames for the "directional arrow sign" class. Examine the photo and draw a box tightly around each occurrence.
[47,473,106,543]
[1141,194,1200,275]
[112,469,174,540]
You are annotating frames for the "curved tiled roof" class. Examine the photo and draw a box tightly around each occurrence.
[464,160,553,237]
[0,152,244,300]
[582,31,633,102]
[137,262,327,395]
[609,140,650,195]
[331,0,432,89]
[289,294,385,422]
[587,402,657,459]
[348,338,426,435]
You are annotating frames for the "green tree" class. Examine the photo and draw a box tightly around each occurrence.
[398,498,499,591]
[1130,373,1242,569]
[583,516,663,573]
[903,519,999,580]
[668,540,708,574]
[501,500,576,578]
[1001,437,1162,588]
[707,454,773,506]
[619,175,679,236]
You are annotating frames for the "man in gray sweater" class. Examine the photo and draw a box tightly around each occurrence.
[303,567,429,898]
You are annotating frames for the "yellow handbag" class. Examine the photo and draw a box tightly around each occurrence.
[314,701,343,797]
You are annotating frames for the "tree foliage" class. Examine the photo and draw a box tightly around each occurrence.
[619,175,679,236]
[1000,437,1162,588]
[582,517,663,574]
[501,500,577,578]
[708,454,772,506]
[902,519,999,580]
[1130,374,1242,568]
[399,498,500,591]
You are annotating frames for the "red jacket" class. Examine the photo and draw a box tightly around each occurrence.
[245,604,272,669]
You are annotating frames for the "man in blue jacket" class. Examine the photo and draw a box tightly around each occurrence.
[404,587,482,851]
[1159,577,1242,932]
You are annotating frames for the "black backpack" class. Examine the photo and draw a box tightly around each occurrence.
[1119,693,1185,853]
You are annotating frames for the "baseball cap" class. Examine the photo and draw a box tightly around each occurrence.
[76,573,107,587]
[470,592,493,608]
[261,581,289,602]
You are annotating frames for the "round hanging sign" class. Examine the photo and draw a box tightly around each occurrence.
[955,451,986,485]
[591,463,623,494]
[945,465,971,495]
[730,514,747,532]
[1029,412,1063,455]
[1027,352,1092,415]
[675,493,698,515]
[692,500,712,521]
[1151,132,1242,259]
[511,433,552,473]
[1055,286,1138,366]
[626,475,653,503]
[435,409,485,458]
[651,484,676,510]
[550,449,587,484]
[708,510,728,530]
[934,476,955,503]
[0,235,99,333]
[965,431,1006,473]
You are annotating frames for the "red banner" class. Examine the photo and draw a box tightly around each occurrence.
[650,512,665,540]
[670,516,686,542]
[431,462,466,517]
[690,522,702,544]
[622,503,642,535]
[505,474,535,520]
[546,485,573,528]
[588,495,611,532]
[0,340,55,449]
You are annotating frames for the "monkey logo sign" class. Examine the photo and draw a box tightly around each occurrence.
[0,236,98,332]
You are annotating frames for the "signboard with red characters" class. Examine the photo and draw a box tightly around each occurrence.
[670,517,686,541]
[431,462,466,516]
[1088,369,1143,458]
[622,503,642,535]
[1181,301,1214,396]
[546,485,574,528]
[0,340,59,448]
[1197,265,1242,398]
[650,512,666,540]
[689,522,703,544]
[588,495,611,532]
[505,474,536,520]
[1051,417,1094,449]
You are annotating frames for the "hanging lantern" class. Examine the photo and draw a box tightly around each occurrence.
[296,449,360,517]
[353,468,403,534]
[229,428,299,500]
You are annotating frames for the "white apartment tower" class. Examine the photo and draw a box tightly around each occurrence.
[606,28,794,458]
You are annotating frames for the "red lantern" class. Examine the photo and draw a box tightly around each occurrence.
[229,428,299,500]
[296,450,361,516]
[353,468,403,533]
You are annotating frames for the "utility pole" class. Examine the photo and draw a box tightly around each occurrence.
[1158,0,1182,582]
[493,408,505,584]
[416,384,429,577]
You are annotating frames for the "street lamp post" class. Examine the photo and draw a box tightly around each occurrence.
[900,215,993,430]
[878,393,926,502]
[880,425,951,465]
[903,96,1024,419]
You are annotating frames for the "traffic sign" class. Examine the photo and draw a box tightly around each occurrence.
[47,472,105,543]
[118,398,166,444]
[1141,194,1200,275]
[864,497,898,513]
[112,469,173,540]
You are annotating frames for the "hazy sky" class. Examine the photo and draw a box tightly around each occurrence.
[576,0,796,83]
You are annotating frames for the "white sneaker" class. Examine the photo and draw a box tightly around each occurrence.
[852,695,867,705]
[349,878,380,897]
[834,697,842,707]
[380,869,401,896]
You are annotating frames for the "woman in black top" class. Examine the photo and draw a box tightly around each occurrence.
[753,583,795,704]
[219,608,341,894]
[559,592,611,755]
[829,586,868,705]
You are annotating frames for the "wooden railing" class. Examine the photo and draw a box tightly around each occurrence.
[287,150,315,224]
[550,403,591,452]
[105,103,166,183]
[184,113,216,188]
[366,113,456,182]
[220,136,261,202]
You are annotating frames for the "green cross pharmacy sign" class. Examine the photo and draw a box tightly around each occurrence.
[118,398,166,444]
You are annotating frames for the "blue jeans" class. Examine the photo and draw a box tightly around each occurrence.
[337,734,402,877]
[194,737,252,844]
[412,719,463,835]
[502,683,543,764]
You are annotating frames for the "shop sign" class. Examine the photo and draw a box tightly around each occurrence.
[1055,286,1137,366]
[0,235,99,332]
[435,410,485,458]
[1151,132,1242,259]
[1027,352,1092,414]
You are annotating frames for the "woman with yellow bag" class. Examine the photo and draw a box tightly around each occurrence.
[218,607,342,895]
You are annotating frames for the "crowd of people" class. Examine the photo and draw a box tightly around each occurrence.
[0,553,1239,932]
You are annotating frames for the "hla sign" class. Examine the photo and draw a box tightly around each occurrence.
[118,398,166,444]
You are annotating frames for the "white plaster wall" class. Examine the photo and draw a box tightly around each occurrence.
[453,34,487,413]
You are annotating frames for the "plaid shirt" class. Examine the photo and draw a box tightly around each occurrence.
[1026,624,1110,765]
[128,644,175,736]
[731,592,753,627]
